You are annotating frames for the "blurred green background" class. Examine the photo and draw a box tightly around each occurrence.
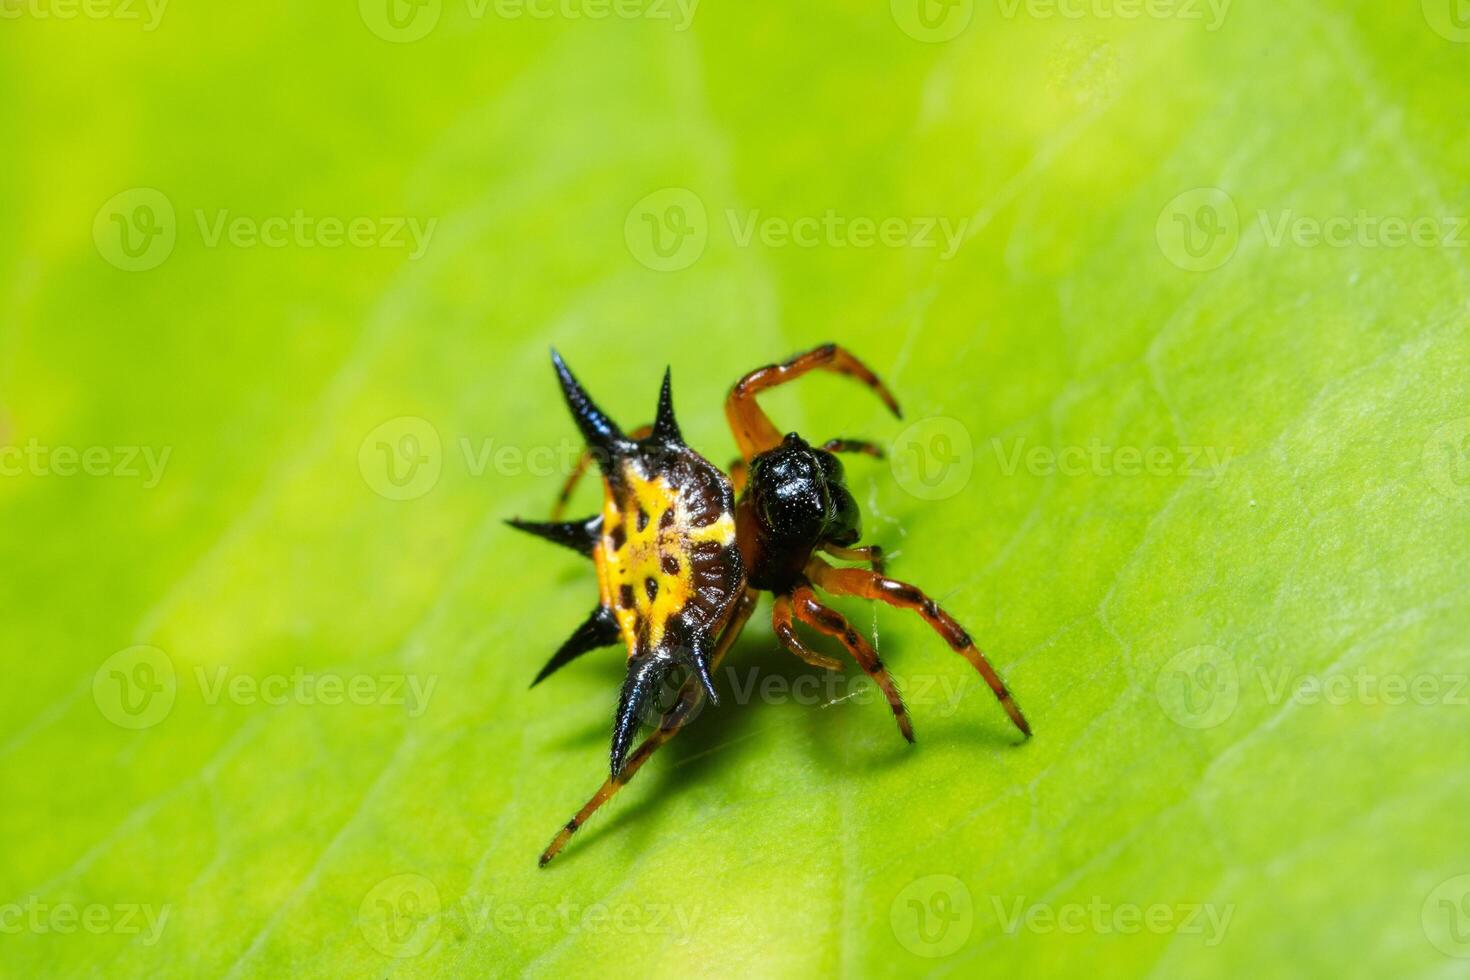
[3,0,1470,976]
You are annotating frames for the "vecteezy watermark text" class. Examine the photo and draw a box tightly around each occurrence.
[623,188,974,272]
[0,0,168,29]
[195,666,437,718]
[1257,210,1469,250]
[93,646,440,729]
[0,898,170,946]
[995,0,1230,31]
[0,440,171,488]
[357,874,702,959]
[992,438,1233,480]
[359,0,699,43]
[991,896,1234,945]
[93,188,439,272]
[725,210,970,260]
[1156,644,1470,729]
[194,210,437,259]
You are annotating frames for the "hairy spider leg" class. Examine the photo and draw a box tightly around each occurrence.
[806,561,1030,738]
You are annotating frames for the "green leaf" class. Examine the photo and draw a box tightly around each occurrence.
[3,4,1468,977]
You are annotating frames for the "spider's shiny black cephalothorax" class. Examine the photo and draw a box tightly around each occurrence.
[740,432,860,592]
[509,343,1032,867]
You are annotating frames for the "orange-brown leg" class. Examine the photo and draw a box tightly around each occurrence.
[807,562,1031,737]
[551,424,652,520]
[539,589,758,867]
[822,543,886,575]
[728,458,749,495]
[771,593,840,671]
[725,344,903,461]
[790,583,914,743]
[821,438,886,459]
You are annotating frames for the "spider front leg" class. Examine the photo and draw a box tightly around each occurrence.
[807,561,1031,738]
[822,543,885,575]
[790,583,914,743]
[725,344,903,460]
[771,593,841,671]
[821,438,885,459]
[539,589,758,867]
[728,458,749,495]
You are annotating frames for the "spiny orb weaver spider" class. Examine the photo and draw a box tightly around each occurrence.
[508,344,1030,866]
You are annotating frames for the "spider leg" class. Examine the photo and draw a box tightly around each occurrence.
[550,424,653,520]
[821,438,886,459]
[539,588,759,867]
[725,344,903,460]
[728,458,749,495]
[771,593,841,671]
[790,583,914,743]
[821,543,885,575]
[806,561,1030,738]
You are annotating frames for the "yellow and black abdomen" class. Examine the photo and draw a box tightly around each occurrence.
[507,352,746,777]
[596,452,742,659]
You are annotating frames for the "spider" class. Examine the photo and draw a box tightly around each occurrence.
[508,344,1030,867]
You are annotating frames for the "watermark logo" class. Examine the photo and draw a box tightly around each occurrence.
[1155,645,1238,729]
[359,874,441,958]
[94,188,176,272]
[625,187,708,272]
[1423,874,1470,958]
[360,0,441,41]
[93,645,177,729]
[1423,0,1470,42]
[1158,188,1240,270]
[891,0,973,43]
[891,416,974,501]
[1157,187,1239,272]
[360,417,443,501]
[890,874,973,957]
[1422,418,1470,500]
